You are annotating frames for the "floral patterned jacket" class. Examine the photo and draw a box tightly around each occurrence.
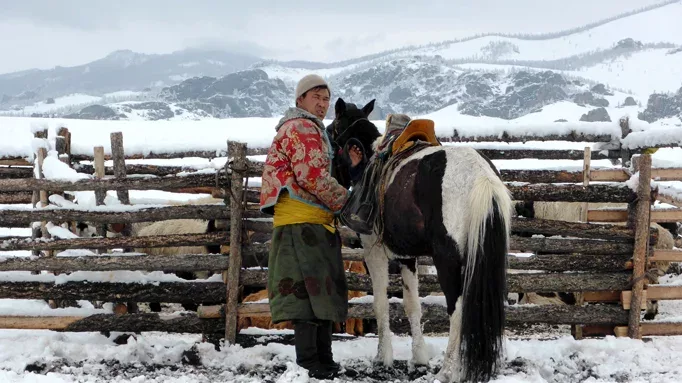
[259,107,350,215]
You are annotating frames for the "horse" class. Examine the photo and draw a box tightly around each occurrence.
[327,98,513,383]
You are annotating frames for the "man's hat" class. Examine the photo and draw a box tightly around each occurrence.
[295,74,329,100]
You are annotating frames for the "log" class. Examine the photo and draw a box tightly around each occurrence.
[511,217,645,242]
[113,133,131,207]
[0,173,228,193]
[0,191,32,204]
[508,253,632,272]
[0,304,630,335]
[239,216,644,244]
[239,235,633,261]
[93,147,108,244]
[629,154,652,339]
[229,302,628,326]
[0,205,265,226]
[70,150,228,162]
[0,313,223,334]
[445,130,614,143]
[505,304,628,325]
[239,269,631,293]
[225,141,247,344]
[0,254,230,272]
[0,167,33,179]
[507,183,634,203]
[0,232,229,251]
[500,169,582,183]
[64,313,224,333]
[0,281,226,303]
[0,158,32,166]
[111,133,133,250]
[511,236,633,254]
[1,225,628,256]
[588,209,682,223]
[75,164,198,177]
[0,270,630,305]
[475,148,630,161]
[0,251,628,274]
[590,169,629,182]
[93,147,107,207]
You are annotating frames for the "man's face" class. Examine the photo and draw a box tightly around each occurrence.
[297,87,330,120]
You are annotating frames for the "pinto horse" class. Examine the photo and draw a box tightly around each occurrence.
[327,98,512,383]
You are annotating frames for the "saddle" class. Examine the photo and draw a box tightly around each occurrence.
[339,114,441,235]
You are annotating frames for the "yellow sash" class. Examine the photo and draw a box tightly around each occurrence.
[273,191,335,233]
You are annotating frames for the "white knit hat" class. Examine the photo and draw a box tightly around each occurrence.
[295,74,329,100]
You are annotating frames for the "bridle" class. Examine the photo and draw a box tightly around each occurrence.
[330,116,370,156]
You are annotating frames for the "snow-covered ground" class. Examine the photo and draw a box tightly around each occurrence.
[0,325,682,382]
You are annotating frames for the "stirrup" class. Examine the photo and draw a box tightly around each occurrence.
[339,200,375,235]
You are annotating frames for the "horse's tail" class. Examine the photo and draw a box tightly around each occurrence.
[460,174,512,382]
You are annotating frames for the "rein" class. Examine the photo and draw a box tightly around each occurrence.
[330,117,370,153]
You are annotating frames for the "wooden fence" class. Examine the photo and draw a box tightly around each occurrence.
[0,118,681,345]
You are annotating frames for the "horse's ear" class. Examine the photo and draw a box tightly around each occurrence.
[362,99,375,117]
[335,98,347,117]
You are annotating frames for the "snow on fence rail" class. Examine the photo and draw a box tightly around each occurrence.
[0,123,681,345]
[3,115,681,165]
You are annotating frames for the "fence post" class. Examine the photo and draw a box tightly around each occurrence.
[619,117,632,168]
[110,132,135,313]
[110,132,132,243]
[56,128,75,233]
[30,128,48,258]
[224,140,247,344]
[627,154,652,339]
[93,146,108,250]
[573,146,591,339]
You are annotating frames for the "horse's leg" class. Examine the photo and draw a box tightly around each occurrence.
[362,236,394,366]
[430,240,464,383]
[397,257,429,366]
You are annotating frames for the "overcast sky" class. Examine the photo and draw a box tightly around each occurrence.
[0,0,665,74]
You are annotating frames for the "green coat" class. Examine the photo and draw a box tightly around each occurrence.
[267,223,349,323]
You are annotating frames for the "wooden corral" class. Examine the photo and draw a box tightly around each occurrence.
[0,118,681,346]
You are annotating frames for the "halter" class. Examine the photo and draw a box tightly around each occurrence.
[330,117,370,155]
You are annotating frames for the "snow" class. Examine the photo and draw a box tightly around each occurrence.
[258,63,363,85]
[621,125,682,149]
[1,105,679,163]
[0,94,102,116]
[1,4,681,376]
[563,48,682,97]
[406,2,682,62]
[0,125,34,159]
[0,228,31,238]
[0,328,680,382]
[0,299,112,317]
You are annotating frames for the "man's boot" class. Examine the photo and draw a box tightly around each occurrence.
[293,320,337,379]
[316,320,340,372]
[317,320,357,377]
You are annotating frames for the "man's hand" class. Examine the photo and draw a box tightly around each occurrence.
[349,145,363,167]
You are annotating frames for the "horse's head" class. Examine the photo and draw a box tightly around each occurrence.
[327,98,382,188]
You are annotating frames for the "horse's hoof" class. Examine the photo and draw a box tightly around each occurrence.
[374,355,394,367]
[434,367,460,383]
[412,348,430,367]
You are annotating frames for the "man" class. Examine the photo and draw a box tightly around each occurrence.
[259,74,363,379]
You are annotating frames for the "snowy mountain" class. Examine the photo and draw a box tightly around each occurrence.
[1,0,681,125]
[0,48,261,109]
